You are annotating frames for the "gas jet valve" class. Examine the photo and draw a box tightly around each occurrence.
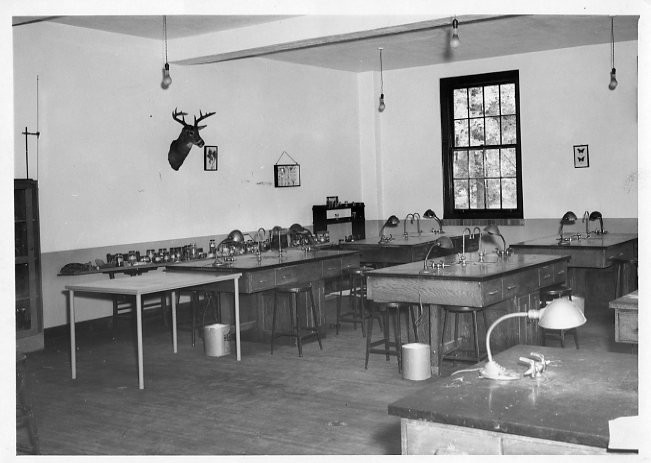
[519,352,551,378]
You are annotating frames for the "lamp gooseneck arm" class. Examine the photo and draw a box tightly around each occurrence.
[485,312,529,363]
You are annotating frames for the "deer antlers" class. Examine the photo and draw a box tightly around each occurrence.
[172,108,215,128]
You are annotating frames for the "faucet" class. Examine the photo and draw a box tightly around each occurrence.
[582,211,590,237]
[404,213,414,238]
[255,228,266,260]
[413,213,422,235]
[460,227,472,265]
[472,226,483,261]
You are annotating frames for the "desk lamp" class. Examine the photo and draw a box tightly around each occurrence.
[483,224,507,256]
[479,298,586,380]
[378,215,400,244]
[424,209,444,233]
[422,236,455,272]
[589,211,606,235]
[558,211,578,242]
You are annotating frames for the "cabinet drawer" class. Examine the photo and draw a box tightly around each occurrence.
[276,262,321,286]
[482,279,503,305]
[538,264,555,287]
[553,262,568,284]
[248,269,276,292]
[503,269,538,297]
[616,311,638,343]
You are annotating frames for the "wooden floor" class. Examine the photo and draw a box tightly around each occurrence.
[18,296,633,455]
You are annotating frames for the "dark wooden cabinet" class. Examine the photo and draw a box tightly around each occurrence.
[15,179,44,352]
[312,202,365,240]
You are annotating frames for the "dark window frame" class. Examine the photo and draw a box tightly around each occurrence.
[440,70,523,220]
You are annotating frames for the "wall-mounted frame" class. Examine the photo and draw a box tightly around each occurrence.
[204,146,218,171]
[274,164,300,187]
[573,144,589,168]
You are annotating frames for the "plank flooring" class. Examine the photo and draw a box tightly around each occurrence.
[17,296,633,455]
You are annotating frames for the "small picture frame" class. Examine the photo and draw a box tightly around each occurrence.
[204,146,218,171]
[573,145,589,168]
[274,164,300,187]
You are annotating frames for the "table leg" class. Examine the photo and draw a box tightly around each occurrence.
[136,295,144,390]
[171,290,178,353]
[69,290,76,380]
[234,277,241,361]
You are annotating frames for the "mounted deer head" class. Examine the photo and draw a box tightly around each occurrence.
[168,108,215,171]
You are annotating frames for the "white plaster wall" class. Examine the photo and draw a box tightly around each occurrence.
[14,22,363,253]
[365,41,639,220]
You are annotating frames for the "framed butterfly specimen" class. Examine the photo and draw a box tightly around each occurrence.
[573,144,589,168]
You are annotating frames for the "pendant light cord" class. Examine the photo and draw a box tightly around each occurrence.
[379,48,384,93]
[610,16,615,69]
[163,15,168,64]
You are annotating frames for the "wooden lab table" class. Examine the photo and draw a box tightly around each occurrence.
[510,233,637,314]
[66,270,242,389]
[366,253,569,373]
[609,290,638,344]
[389,345,638,455]
[167,248,360,341]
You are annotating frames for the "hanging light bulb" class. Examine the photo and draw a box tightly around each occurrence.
[609,16,618,90]
[378,47,386,112]
[161,15,172,90]
[450,18,460,48]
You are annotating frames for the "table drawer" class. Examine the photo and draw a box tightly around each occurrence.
[503,269,538,298]
[482,279,503,305]
[276,262,321,286]
[616,311,638,343]
[248,269,276,292]
[538,264,555,287]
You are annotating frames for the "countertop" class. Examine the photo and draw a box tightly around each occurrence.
[388,345,638,449]
[510,233,637,249]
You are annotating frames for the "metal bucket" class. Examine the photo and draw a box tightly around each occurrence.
[203,323,231,357]
[401,343,432,381]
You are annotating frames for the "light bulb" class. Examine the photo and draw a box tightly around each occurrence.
[378,93,386,112]
[450,19,460,48]
[608,68,618,90]
[161,63,172,89]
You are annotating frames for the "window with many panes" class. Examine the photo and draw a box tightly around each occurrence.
[440,70,523,219]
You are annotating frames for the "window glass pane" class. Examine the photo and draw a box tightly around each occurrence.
[469,118,485,146]
[485,116,500,145]
[502,178,517,208]
[501,115,517,144]
[454,180,469,209]
[454,120,469,147]
[486,179,501,208]
[468,87,483,117]
[453,150,469,178]
[500,84,516,114]
[453,89,468,119]
[484,85,500,116]
[469,150,484,178]
[469,180,485,209]
[501,148,517,177]
[485,149,500,177]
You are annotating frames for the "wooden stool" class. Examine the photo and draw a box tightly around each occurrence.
[365,302,417,372]
[438,305,488,372]
[336,266,374,336]
[540,285,579,349]
[271,283,323,357]
[16,353,39,455]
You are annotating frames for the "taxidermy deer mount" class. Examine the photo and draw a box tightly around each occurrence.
[168,108,215,170]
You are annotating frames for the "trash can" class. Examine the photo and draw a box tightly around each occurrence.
[203,323,231,357]
[401,343,432,381]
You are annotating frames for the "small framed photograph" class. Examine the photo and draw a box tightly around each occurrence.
[274,164,300,187]
[204,146,218,171]
[573,145,589,168]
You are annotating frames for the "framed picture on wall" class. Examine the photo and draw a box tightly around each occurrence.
[573,145,589,168]
[274,164,301,187]
[204,146,218,171]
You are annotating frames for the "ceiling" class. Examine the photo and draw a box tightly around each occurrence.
[12,14,639,72]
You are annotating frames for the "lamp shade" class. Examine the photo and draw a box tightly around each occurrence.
[538,298,586,330]
[383,215,400,228]
[483,224,501,236]
[589,211,603,221]
[435,235,455,249]
[560,211,578,225]
[423,209,436,219]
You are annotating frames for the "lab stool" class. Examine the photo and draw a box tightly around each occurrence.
[438,305,488,373]
[271,283,323,357]
[365,302,418,372]
[540,285,579,349]
[16,353,39,455]
[611,256,638,298]
[336,265,374,336]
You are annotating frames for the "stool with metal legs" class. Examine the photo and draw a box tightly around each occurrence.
[271,283,323,357]
[438,305,488,373]
[540,285,579,348]
[336,265,374,336]
[365,301,416,372]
